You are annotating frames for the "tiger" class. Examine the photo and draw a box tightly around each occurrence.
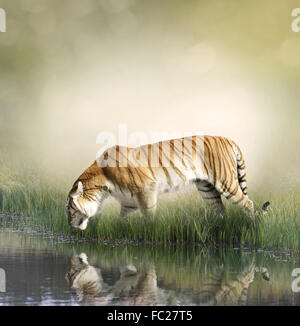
[66,135,269,230]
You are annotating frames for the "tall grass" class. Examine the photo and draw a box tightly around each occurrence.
[1,158,300,251]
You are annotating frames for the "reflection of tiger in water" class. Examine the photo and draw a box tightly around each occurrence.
[66,135,269,230]
[199,262,270,306]
[65,253,172,305]
[66,253,270,306]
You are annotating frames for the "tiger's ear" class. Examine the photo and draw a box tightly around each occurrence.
[71,181,83,199]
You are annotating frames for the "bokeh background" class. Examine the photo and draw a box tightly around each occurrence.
[0,0,300,192]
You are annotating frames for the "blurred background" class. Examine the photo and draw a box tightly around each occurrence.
[0,0,299,192]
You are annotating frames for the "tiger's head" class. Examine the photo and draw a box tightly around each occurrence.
[66,163,110,230]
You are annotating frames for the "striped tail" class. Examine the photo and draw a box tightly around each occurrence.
[232,143,248,196]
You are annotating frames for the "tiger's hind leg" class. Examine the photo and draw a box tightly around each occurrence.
[217,180,254,217]
[195,180,225,216]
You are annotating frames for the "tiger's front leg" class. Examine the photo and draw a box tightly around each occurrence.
[120,205,138,219]
[136,190,158,218]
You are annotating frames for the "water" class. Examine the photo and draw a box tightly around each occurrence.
[0,230,299,306]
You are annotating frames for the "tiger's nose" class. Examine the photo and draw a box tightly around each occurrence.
[69,218,84,228]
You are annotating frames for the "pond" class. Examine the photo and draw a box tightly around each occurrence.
[0,229,299,306]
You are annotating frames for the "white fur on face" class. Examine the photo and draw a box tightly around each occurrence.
[78,218,89,230]
[82,200,100,217]
[73,191,105,218]
[71,197,98,220]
